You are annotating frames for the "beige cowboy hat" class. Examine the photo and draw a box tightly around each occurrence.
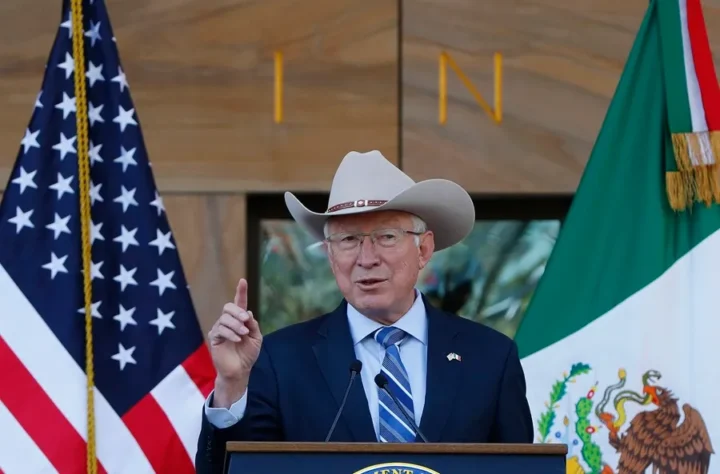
[284,150,475,251]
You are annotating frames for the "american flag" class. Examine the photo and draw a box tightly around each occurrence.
[0,0,216,473]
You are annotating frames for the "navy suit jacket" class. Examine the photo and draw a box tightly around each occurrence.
[195,297,533,474]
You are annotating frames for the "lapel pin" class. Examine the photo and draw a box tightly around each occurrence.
[446,352,461,362]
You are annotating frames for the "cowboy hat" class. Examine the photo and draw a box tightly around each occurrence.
[284,150,475,251]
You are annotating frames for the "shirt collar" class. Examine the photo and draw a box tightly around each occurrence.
[346,289,428,346]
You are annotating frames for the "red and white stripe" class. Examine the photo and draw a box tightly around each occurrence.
[678,0,710,166]
[0,264,215,474]
[683,0,720,132]
[679,0,720,164]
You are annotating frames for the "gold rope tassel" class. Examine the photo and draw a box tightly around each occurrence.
[710,131,720,202]
[668,133,695,211]
[687,133,713,206]
[692,163,720,206]
[667,132,720,211]
[671,133,693,172]
[70,0,97,473]
[666,171,692,211]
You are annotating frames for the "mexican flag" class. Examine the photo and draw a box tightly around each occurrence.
[515,0,719,473]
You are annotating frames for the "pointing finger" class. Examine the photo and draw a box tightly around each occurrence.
[234,278,248,310]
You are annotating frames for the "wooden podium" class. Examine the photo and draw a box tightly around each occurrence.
[224,442,568,473]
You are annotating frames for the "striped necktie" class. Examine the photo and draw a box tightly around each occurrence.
[374,326,416,442]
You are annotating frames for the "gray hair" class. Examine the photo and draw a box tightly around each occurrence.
[323,214,427,245]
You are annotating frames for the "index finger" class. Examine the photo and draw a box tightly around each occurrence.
[234,278,248,310]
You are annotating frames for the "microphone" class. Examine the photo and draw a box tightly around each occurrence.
[374,373,429,443]
[324,359,363,442]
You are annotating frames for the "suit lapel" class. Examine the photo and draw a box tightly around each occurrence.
[418,299,462,442]
[312,302,376,442]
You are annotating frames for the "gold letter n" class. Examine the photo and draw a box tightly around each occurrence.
[439,51,502,125]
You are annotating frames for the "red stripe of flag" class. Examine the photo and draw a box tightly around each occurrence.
[122,393,195,474]
[0,336,107,474]
[181,344,216,398]
[687,0,720,129]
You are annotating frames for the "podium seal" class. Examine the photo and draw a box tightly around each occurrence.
[353,462,439,474]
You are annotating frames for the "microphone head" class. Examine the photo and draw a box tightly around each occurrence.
[349,359,362,374]
[374,373,388,388]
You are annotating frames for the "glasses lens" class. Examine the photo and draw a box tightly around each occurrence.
[373,229,401,247]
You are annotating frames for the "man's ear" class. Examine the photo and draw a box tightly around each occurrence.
[418,231,435,269]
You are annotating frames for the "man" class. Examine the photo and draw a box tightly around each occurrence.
[195,150,533,474]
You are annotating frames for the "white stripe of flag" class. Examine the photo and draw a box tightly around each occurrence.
[0,265,154,473]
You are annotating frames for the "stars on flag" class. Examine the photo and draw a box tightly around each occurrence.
[11,167,38,194]
[46,213,72,239]
[8,206,34,233]
[149,229,175,255]
[1,0,197,387]
[113,105,137,132]
[86,61,105,87]
[78,300,103,319]
[49,172,75,199]
[57,52,75,79]
[55,92,76,119]
[111,66,128,92]
[88,102,104,126]
[115,146,137,171]
[113,185,138,212]
[52,132,77,160]
[111,343,137,371]
[150,269,177,296]
[150,309,176,335]
[114,265,138,292]
[114,305,138,331]
[42,252,69,279]
[21,129,40,154]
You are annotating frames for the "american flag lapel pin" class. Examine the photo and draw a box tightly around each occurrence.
[446,352,461,362]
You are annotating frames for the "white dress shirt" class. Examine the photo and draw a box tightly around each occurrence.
[204,290,429,438]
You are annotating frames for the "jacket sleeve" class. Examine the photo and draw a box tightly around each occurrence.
[195,344,284,474]
[489,340,534,443]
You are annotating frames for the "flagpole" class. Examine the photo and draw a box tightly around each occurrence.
[69,0,97,472]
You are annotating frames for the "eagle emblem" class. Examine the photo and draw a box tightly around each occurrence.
[537,364,714,474]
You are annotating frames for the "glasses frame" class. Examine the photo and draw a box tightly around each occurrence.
[324,227,424,252]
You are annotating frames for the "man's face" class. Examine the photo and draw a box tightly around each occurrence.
[324,210,434,323]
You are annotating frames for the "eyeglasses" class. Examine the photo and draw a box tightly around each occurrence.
[325,228,423,252]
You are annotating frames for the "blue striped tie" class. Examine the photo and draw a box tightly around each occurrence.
[374,327,416,442]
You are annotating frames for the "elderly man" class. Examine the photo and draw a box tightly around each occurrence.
[195,150,533,474]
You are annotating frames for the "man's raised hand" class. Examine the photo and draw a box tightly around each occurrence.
[208,278,262,407]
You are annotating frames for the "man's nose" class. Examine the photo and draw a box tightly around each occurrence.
[356,236,380,266]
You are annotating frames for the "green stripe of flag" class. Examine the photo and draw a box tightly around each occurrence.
[515,0,720,359]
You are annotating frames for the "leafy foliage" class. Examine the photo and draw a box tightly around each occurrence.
[258,219,560,336]
[536,363,593,445]
[569,363,592,378]
[537,410,557,443]
[549,380,568,404]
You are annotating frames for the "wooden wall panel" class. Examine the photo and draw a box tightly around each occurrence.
[0,0,398,193]
[401,0,720,194]
[164,193,247,336]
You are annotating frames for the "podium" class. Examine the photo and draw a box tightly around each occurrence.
[224,442,568,473]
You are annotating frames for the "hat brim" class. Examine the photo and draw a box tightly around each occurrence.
[284,179,475,251]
